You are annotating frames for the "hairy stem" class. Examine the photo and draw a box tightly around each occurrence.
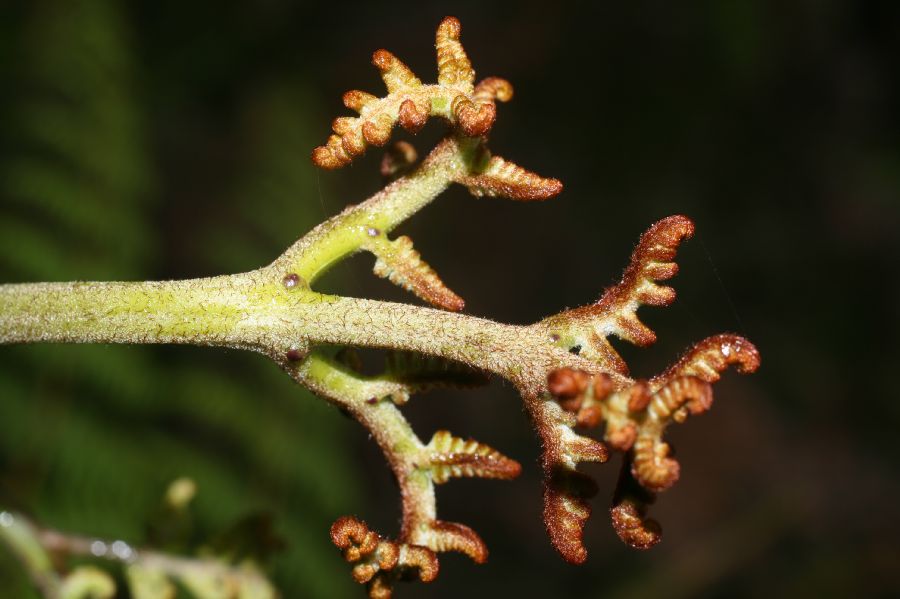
[0,132,614,393]
[295,352,436,543]
[273,135,481,283]
[0,276,611,394]
[0,275,270,350]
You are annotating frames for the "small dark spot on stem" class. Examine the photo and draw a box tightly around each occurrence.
[366,227,380,237]
[282,273,301,289]
[366,397,379,405]
[569,345,582,355]
[286,349,304,362]
[550,333,560,342]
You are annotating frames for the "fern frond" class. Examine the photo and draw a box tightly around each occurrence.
[425,430,520,484]
[312,17,512,169]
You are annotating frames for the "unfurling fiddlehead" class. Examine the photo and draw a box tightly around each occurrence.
[0,15,760,599]
[304,19,759,593]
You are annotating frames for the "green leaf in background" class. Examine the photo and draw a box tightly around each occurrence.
[0,1,359,596]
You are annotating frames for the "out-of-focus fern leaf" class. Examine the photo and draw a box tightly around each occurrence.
[0,3,358,597]
[183,80,361,595]
[0,6,160,593]
[199,84,328,271]
[0,1,153,281]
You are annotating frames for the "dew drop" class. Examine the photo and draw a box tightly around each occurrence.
[111,540,134,560]
[0,512,13,528]
[90,540,108,557]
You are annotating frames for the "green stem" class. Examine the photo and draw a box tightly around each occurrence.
[273,135,480,284]
[0,276,608,394]
[296,352,436,542]
[0,274,277,352]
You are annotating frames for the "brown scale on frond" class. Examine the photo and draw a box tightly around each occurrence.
[460,155,564,201]
[312,16,513,169]
[331,517,438,598]
[426,430,521,484]
[368,234,465,312]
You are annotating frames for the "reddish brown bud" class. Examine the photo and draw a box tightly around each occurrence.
[627,381,651,412]
[576,405,604,428]
[362,117,393,147]
[547,368,590,399]
[606,422,637,451]
[398,99,427,133]
[632,436,680,492]
[404,545,439,582]
[343,89,377,112]
[452,96,497,137]
[592,372,614,400]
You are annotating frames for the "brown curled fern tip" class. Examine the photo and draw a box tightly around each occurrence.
[313,17,513,169]
[331,517,439,599]
[426,430,522,484]
[535,214,760,561]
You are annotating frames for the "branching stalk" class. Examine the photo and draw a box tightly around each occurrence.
[0,16,760,598]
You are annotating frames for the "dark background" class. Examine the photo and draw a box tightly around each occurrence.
[1,1,898,597]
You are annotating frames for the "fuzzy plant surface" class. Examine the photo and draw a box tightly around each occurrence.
[0,16,760,598]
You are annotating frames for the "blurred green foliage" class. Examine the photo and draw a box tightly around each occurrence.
[0,1,360,596]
